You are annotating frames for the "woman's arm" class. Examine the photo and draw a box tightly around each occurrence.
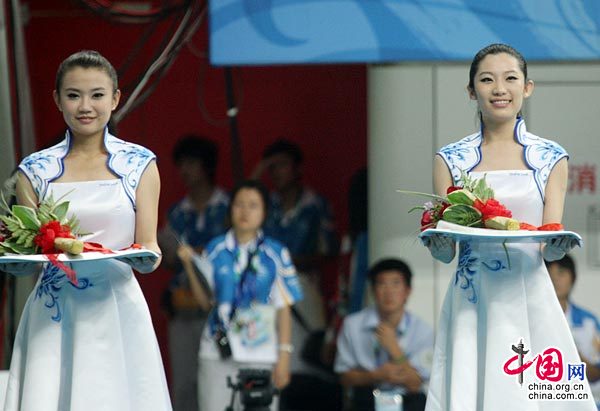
[542,157,568,224]
[0,172,42,275]
[133,160,162,272]
[541,158,573,261]
[16,171,38,208]
[272,305,292,389]
[433,155,453,197]
[426,155,456,263]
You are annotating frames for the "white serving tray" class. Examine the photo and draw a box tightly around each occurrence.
[420,220,582,245]
[0,248,159,264]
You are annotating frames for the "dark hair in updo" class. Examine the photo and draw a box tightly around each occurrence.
[468,43,528,91]
[55,50,118,95]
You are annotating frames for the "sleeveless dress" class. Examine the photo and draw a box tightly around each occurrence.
[426,150,597,408]
[2,179,172,411]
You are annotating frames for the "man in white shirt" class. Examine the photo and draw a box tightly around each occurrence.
[335,258,433,411]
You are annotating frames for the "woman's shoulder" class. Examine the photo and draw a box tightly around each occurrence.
[436,132,482,177]
[105,134,156,159]
[438,131,482,155]
[520,131,568,156]
[20,138,69,167]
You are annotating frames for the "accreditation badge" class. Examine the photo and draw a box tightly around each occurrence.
[373,388,403,411]
[228,303,277,363]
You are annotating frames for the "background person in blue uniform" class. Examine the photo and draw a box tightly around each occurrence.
[176,180,303,411]
[548,255,600,409]
[335,258,433,411]
[160,135,229,411]
[251,138,339,410]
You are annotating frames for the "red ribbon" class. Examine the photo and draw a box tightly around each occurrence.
[44,242,113,286]
[83,242,115,254]
[42,240,141,285]
[120,243,143,250]
[45,253,78,286]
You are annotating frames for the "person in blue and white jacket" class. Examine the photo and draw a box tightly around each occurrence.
[176,179,303,411]
[548,255,600,409]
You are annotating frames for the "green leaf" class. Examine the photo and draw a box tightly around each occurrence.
[0,240,36,255]
[1,215,23,231]
[396,190,447,202]
[470,175,494,202]
[11,205,41,230]
[442,204,482,226]
[52,201,69,222]
[447,189,477,205]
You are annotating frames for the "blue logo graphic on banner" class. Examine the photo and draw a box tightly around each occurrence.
[209,0,600,65]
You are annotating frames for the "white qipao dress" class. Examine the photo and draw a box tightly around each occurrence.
[3,130,172,411]
[425,119,596,411]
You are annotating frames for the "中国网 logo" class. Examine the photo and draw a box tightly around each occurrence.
[502,338,590,401]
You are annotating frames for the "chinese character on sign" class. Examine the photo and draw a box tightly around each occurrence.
[568,164,596,194]
[535,348,563,382]
[568,363,586,381]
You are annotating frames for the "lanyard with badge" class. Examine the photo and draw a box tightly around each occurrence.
[227,237,278,363]
[213,237,263,359]
[372,326,405,411]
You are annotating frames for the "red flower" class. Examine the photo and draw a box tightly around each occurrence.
[446,186,461,194]
[473,198,512,220]
[420,202,450,231]
[34,220,74,253]
[420,210,434,231]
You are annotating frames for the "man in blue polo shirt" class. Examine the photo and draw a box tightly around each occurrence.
[547,255,600,409]
[335,258,433,411]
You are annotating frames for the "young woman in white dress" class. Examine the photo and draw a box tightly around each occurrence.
[1,50,172,411]
[424,43,596,411]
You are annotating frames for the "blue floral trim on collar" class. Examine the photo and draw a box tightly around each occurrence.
[18,128,156,210]
[437,118,568,201]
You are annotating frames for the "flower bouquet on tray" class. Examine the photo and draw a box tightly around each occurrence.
[0,191,87,283]
[399,171,563,233]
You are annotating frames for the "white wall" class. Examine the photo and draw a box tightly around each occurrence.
[369,62,600,330]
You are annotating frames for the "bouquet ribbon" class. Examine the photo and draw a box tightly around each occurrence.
[44,242,117,285]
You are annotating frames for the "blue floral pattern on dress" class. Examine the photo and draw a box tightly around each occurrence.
[35,265,93,322]
[454,241,479,303]
[454,242,508,304]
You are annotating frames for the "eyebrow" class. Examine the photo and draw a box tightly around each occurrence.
[478,70,520,76]
[64,87,107,92]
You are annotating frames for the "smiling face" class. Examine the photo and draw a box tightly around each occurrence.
[54,67,120,140]
[468,52,534,126]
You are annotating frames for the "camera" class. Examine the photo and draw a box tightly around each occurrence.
[225,368,276,411]
[214,327,232,359]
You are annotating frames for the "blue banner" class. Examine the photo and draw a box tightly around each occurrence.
[209,0,600,66]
